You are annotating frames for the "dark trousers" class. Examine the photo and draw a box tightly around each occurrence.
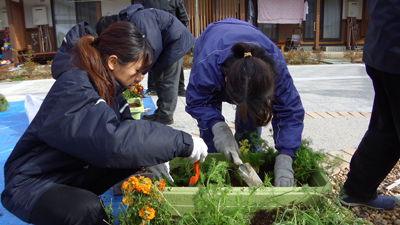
[152,58,183,120]
[148,61,185,92]
[29,166,137,225]
[344,65,400,202]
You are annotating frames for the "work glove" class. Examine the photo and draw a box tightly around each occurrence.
[211,122,242,166]
[148,162,174,183]
[274,154,294,187]
[186,137,208,163]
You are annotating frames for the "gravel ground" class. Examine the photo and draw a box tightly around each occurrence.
[330,161,400,225]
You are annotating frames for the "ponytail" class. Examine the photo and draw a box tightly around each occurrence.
[74,21,153,105]
[221,42,277,126]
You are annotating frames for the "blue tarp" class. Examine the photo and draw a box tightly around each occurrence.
[0,96,156,224]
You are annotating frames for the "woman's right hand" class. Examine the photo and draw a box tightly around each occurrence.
[186,137,208,163]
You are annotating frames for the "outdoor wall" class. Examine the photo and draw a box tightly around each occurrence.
[23,0,52,28]
[101,0,131,16]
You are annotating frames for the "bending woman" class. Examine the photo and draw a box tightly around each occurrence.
[1,21,207,225]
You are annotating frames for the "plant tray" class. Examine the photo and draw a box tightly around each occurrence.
[164,153,332,215]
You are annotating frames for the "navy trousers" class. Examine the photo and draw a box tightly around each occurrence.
[344,65,400,202]
[29,166,137,225]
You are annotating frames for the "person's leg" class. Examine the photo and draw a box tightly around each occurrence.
[154,58,182,124]
[29,184,109,225]
[178,65,186,97]
[234,110,262,152]
[144,70,157,97]
[342,65,400,205]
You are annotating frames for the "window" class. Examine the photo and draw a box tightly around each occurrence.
[304,0,342,41]
[258,24,278,42]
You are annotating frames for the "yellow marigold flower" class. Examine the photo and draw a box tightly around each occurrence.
[157,179,166,191]
[139,205,155,220]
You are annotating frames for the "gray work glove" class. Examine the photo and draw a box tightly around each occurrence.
[211,122,242,166]
[148,162,174,183]
[274,154,294,187]
[187,137,208,163]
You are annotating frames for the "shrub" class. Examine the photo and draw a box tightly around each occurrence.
[343,50,363,63]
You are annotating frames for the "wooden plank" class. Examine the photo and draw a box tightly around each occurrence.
[314,0,320,50]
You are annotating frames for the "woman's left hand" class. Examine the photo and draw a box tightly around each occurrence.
[148,162,174,183]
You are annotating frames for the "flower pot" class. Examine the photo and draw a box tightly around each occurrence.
[165,153,332,215]
[127,97,144,120]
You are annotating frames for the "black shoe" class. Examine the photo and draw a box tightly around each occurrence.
[143,113,157,121]
[178,89,186,97]
[154,117,174,125]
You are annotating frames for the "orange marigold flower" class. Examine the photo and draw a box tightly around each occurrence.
[139,205,155,220]
[157,179,166,191]
[122,196,133,206]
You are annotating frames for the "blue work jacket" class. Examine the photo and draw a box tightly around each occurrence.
[186,18,305,157]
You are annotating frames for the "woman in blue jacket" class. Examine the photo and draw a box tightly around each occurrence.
[186,18,304,187]
[1,21,207,225]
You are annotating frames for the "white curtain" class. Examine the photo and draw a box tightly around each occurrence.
[323,0,341,39]
[53,0,76,48]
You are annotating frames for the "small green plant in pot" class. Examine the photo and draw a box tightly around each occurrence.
[0,94,9,112]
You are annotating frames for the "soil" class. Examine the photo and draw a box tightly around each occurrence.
[128,103,141,107]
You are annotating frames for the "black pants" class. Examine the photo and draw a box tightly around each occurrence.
[344,65,400,202]
[29,166,137,225]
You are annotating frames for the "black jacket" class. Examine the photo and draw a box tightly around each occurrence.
[362,0,400,74]
[1,22,193,222]
[142,0,189,27]
[118,4,195,72]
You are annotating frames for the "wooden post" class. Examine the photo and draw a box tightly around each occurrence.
[6,0,28,63]
[313,0,320,50]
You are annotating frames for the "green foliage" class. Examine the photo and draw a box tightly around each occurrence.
[261,194,368,224]
[0,94,9,112]
[292,139,326,185]
[179,158,257,225]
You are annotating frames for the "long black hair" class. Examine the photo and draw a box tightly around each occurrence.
[221,42,279,126]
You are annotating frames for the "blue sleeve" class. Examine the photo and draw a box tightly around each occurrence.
[271,54,305,157]
[185,50,226,136]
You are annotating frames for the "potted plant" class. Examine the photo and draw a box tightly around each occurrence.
[122,83,144,120]
[0,94,9,112]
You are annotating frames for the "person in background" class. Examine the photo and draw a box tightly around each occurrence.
[338,0,399,210]
[186,18,305,187]
[142,0,190,97]
[1,21,207,225]
[96,4,195,125]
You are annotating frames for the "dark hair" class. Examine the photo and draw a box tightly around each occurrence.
[95,15,118,35]
[221,42,278,127]
[74,21,153,105]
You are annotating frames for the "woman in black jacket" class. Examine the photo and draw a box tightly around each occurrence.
[1,21,207,225]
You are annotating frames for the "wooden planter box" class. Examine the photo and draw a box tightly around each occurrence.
[164,153,332,215]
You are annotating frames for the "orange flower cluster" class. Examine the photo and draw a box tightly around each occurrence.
[120,176,166,223]
[122,83,144,99]
[139,205,155,220]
